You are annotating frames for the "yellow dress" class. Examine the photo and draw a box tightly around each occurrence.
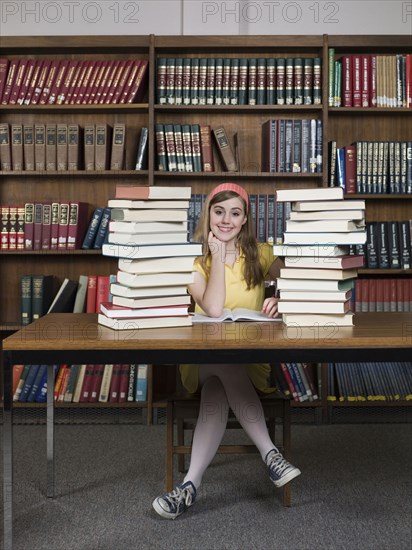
[180,243,276,394]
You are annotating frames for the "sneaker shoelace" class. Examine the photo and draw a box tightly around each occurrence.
[164,486,194,519]
[268,452,290,476]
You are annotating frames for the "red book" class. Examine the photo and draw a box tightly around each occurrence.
[69,60,90,105]
[63,61,83,104]
[376,279,384,312]
[33,203,43,251]
[280,363,299,402]
[50,202,60,250]
[83,60,102,104]
[0,58,10,102]
[17,59,35,105]
[112,59,133,104]
[108,364,122,402]
[87,60,106,104]
[95,60,116,104]
[368,278,376,312]
[31,60,51,105]
[341,55,353,107]
[389,279,397,312]
[54,365,68,401]
[1,59,19,104]
[57,202,69,250]
[1,205,9,250]
[369,54,377,107]
[86,275,97,313]
[48,60,69,104]
[39,60,60,104]
[361,55,370,108]
[344,145,356,193]
[79,364,95,403]
[200,124,214,172]
[396,279,404,312]
[406,54,412,108]
[41,203,52,250]
[125,59,148,103]
[91,61,115,105]
[403,279,410,311]
[24,60,43,105]
[23,202,34,250]
[354,279,362,313]
[361,279,369,312]
[88,364,105,403]
[352,55,362,107]
[118,60,141,104]
[56,60,78,104]
[118,365,130,403]
[67,201,89,250]
[57,366,71,402]
[96,276,110,313]
[105,60,127,104]
[76,60,96,104]
[9,59,28,104]
[383,279,391,312]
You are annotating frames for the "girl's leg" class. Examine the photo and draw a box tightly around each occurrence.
[198,364,275,460]
[183,374,229,489]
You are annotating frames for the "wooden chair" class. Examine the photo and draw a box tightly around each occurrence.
[165,380,292,507]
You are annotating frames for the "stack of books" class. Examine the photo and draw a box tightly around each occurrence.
[100,185,202,330]
[274,186,366,327]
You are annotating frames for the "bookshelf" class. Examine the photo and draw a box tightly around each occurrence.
[0,34,411,417]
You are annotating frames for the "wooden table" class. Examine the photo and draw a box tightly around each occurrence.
[2,312,412,550]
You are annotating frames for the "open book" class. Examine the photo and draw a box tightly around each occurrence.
[191,308,282,323]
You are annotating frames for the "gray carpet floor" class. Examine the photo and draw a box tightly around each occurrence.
[1,422,411,550]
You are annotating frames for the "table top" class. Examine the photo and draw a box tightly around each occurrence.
[3,312,411,352]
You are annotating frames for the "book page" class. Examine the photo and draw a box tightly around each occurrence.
[191,308,281,323]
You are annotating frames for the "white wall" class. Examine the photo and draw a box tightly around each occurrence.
[0,0,411,36]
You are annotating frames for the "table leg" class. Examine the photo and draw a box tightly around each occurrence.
[3,351,13,550]
[46,365,55,499]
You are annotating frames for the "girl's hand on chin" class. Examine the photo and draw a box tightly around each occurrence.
[208,231,225,258]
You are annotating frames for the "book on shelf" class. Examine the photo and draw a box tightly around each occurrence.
[63,364,81,402]
[20,274,33,325]
[31,274,55,320]
[100,302,190,319]
[102,242,202,259]
[97,314,192,331]
[135,364,148,401]
[276,187,343,203]
[92,207,111,249]
[73,275,89,313]
[278,300,351,315]
[72,365,87,403]
[95,275,110,314]
[110,123,126,170]
[81,207,104,249]
[19,364,41,402]
[280,267,358,281]
[86,275,97,313]
[110,283,190,299]
[13,364,31,401]
[98,364,114,403]
[79,364,96,402]
[135,127,149,170]
[116,270,195,288]
[112,294,191,309]
[67,202,89,250]
[117,255,195,274]
[282,312,354,327]
[192,308,281,323]
[47,278,78,314]
[212,126,238,172]
[88,364,105,403]
[283,254,364,270]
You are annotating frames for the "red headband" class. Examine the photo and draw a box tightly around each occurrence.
[208,183,249,211]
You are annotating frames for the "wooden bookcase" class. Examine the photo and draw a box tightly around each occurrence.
[0,34,411,418]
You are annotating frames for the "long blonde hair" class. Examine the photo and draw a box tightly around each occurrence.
[194,190,264,289]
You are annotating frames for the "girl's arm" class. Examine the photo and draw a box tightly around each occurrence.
[188,232,227,318]
[262,256,284,318]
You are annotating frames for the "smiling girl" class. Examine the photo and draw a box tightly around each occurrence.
[152,183,301,519]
